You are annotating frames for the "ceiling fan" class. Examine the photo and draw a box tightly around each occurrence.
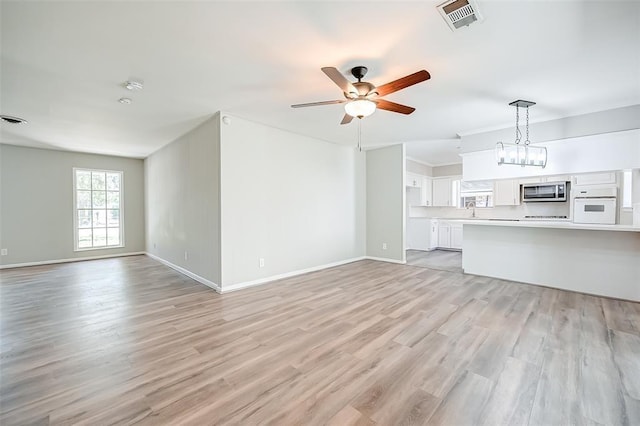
[291,66,431,125]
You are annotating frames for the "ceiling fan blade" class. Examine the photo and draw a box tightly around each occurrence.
[340,114,354,125]
[374,70,430,97]
[376,99,416,115]
[321,67,357,96]
[291,99,346,108]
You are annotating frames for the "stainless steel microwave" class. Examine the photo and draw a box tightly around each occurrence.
[522,182,567,202]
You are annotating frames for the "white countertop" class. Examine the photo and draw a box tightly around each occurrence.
[459,219,640,232]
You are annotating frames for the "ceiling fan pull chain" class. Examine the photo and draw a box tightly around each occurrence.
[358,120,362,152]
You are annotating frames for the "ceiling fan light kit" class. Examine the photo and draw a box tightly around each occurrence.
[496,100,547,168]
[344,99,376,118]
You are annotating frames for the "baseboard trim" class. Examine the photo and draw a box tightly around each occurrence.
[365,256,407,265]
[145,253,221,293]
[221,256,367,293]
[0,252,146,270]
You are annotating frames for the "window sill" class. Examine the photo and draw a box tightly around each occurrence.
[74,245,125,252]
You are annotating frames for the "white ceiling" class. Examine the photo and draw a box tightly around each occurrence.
[1,1,639,162]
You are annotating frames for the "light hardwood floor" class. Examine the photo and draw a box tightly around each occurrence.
[1,255,639,425]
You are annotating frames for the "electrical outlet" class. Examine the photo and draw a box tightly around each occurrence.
[1,249,7,256]
[259,258,265,268]
[382,243,387,250]
[184,251,188,261]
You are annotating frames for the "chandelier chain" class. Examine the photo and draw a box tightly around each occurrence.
[515,105,521,144]
[525,106,530,145]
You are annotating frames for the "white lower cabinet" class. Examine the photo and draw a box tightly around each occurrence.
[438,224,450,248]
[450,224,463,249]
[406,219,461,251]
[436,220,463,250]
[429,220,438,250]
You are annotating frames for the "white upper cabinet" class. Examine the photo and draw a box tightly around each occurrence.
[406,172,422,188]
[494,179,521,206]
[573,172,617,186]
[432,178,453,207]
[406,173,433,206]
[518,175,570,185]
[421,177,432,206]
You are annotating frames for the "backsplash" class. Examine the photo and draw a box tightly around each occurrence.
[409,201,571,220]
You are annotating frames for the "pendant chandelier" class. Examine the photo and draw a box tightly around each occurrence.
[495,100,547,168]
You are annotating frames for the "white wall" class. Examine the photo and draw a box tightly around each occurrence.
[432,163,462,177]
[145,115,221,285]
[462,129,640,181]
[462,104,640,149]
[0,144,145,266]
[366,144,405,262]
[219,113,365,289]
[406,159,432,176]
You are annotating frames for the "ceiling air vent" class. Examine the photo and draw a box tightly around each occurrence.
[437,0,483,31]
[0,115,28,124]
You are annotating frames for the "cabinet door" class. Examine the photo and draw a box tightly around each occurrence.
[406,172,422,188]
[451,224,463,249]
[433,178,452,207]
[429,220,439,250]
[518,177,543,185]
[494,179,520,206]
[438,224,450,248]
[545,175,571,183]
[421,177,432,206]
[574,172,616,186]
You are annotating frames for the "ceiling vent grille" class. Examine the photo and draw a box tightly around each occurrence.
[437,0,483,31]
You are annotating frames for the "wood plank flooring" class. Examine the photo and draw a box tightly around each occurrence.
[1,255,639,425]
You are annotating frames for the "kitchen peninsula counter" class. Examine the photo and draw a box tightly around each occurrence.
[461,220,640,301]
[459,219,640,232]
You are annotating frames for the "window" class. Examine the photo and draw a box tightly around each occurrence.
[74,168,123,250]
[457,180,494,208]
[622,170,632,209]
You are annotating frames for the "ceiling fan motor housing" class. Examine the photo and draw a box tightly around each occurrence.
[351,66,368,81]
[352,81,376,97]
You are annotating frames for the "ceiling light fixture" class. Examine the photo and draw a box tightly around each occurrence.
[496,100,547,168]
[124,80,143,91]
[0,115,28,124]
[118,97,132,104]
[344,99,376,119]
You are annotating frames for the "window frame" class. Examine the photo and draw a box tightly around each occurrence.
[73,167,125,251]
[455,179,495,209]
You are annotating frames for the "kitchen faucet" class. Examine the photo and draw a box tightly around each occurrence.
[466,201,476,218]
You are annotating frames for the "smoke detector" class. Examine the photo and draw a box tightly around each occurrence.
[437,0,483,31]
[124,80,144,91]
